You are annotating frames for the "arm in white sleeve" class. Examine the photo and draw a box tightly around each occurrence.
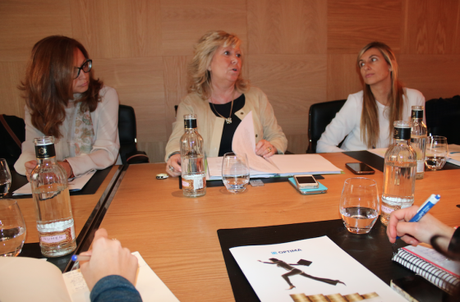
[65,87,120,176]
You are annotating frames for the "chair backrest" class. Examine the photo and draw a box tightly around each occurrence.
[118,105,138,163]
[0,114,25,168]
[426,95,460,145]
[307,99,346,153]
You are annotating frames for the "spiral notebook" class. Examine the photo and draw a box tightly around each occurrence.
[392,244,460,294]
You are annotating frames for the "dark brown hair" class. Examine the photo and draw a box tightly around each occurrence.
[19,35,103,138]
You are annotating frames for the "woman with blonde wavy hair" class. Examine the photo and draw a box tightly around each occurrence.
[317,41,425,152]
[15,35,121,178]
[165,30,287,177]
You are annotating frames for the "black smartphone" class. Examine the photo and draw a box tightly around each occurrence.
[345,162,375,175]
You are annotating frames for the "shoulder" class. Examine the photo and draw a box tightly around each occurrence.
[404,88,425,99]
[99,86,118,99]
[182,92,208,108]
[245,86,265,99]
[341,91,364,110]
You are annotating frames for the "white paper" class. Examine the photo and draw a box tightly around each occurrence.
[13,170,96,196]
[230,236,407,302]
[403,245,460,276]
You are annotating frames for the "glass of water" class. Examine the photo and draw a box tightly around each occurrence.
[339,177,379,234]
[0,199,27,256]
[0,158,12,197]
[222,152,250,193]
[425,136,448,170]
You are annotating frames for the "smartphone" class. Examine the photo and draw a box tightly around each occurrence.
[288,177,327,195]
[345,162,375,175]
[294,175,319,189]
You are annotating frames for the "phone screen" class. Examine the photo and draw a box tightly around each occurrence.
[296,176,317,184]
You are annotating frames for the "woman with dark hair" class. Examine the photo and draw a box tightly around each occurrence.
[14,35,120,178]
[165,30,287,177]
[317,42,425,152]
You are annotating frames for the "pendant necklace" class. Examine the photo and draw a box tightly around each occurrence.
[211,91,235,124]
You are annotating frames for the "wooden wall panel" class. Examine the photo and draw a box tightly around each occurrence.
[1,0,460,163]
[328,0,402,53]
[398,54,460,100]
[401,0,460,54]
[0,0,72,61]
[160,0,248,56]
[248,54,326,153]
[247,0,327,54]
[70,0,162,58]
[327,54,362,101]
[0,62,27,116]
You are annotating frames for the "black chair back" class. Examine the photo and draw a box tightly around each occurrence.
[307,99,346,153]
[0,114,25,168]
[426,95,460,145]
[118,105,149,164]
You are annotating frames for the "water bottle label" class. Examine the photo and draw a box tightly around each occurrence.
[381,204,394,215]
[39,228,74,245]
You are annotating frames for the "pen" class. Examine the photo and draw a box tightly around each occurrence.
[396,194,441,239]
[71,254,91,262]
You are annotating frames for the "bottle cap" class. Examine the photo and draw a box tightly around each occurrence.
[393,121,411,139]
[183,114,197,129]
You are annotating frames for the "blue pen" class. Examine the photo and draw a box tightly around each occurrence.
[396,194,440,239]
[71,254,91,262]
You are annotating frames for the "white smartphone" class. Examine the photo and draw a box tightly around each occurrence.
[294,175,319,189]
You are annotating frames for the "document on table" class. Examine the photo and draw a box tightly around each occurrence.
[206,111,343,180]
[0,251,180,302]
[13,170,96,195]
[230,236,407,302]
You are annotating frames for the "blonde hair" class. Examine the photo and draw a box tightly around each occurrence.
[357,41,405,148]
[188,30,249,100]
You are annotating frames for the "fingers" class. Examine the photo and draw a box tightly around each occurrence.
[94,228,109,241]
[166,154,182,177]
[25,160,37,180]
[255,140,276,158]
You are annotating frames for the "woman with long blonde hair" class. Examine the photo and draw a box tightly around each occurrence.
[317,42,425,152]
[15,35,120,178]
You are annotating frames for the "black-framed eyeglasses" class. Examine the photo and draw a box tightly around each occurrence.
[73,59,92,79]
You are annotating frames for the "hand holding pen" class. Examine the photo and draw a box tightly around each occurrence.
[387,195,455,252]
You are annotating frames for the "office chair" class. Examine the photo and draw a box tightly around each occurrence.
[307,99,346,153]
[425,95,460,145]
[0,114,25,168]
[118,105,149,164]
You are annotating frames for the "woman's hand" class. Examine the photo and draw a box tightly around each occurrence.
[24,160,37,180]
[255,139,276,158]
[166,153,181,177]
[80,228,138,291]
[387,206,454,252]
[58,160,74,178]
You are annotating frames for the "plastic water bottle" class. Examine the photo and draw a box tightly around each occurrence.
[180,114,206,197]
[380,121,416,226]
[30,136,76,257]
[410,106,427,179]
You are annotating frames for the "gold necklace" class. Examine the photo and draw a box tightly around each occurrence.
[211,92,235,124]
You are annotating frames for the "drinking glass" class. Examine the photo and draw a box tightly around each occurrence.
[222,152,250,193]
[0,158,12,197]
[425,136,448,170]
[0,199,27,256]
[339,177,379,234]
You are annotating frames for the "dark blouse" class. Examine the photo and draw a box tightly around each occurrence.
[209,94,246,156]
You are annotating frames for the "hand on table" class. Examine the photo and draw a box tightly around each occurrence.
[386,206,454,252]
[255,139,276,158]
[166,153,181,177]
[80,228,139,291]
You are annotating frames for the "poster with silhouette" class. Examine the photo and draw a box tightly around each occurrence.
[230,236,406,302]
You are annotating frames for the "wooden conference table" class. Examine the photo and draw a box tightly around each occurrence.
[98,152,460,302]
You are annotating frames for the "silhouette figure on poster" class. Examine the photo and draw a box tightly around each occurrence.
[258,258,346,290]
